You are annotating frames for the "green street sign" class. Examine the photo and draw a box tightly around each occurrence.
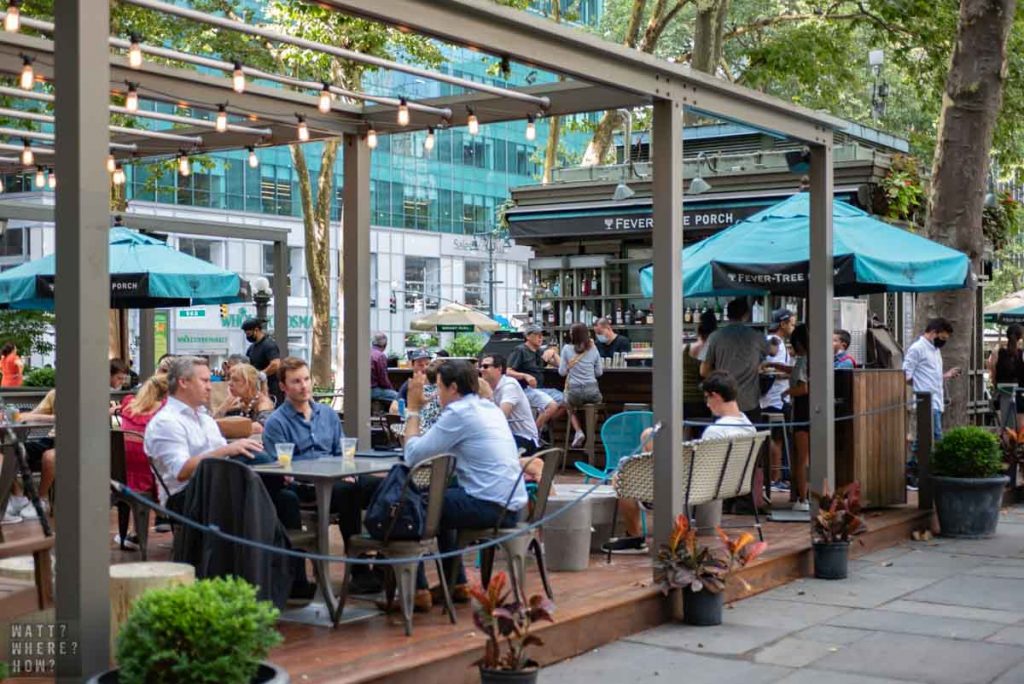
[179,309,206,318]
[436,324,475,333]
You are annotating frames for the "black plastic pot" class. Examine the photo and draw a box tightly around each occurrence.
[87,661,289,683]
[813,541,850,580]
[480,662,539,684]
[932,475,1009,539]
[682,587,724,626]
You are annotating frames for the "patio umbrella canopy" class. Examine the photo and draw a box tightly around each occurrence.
[639,194,971,298]
[984,290,1024,324]
[0,227,250,309]
[410,302,501,333]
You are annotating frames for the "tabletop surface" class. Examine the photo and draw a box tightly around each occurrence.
[254,456,399,480]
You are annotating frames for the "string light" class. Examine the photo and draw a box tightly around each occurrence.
[128,33,143,68]
[106,154,116,174]
[4,1,20,33]
[366,128,378,149]
[466,106,479,135]
[247,146,258,168]
[525,114,536,141]
[47,169,55,189]
[424,127,435,152]
[397,98,409,126]
[178,153,190,177]
[232,61,245,94]
[19,55,32,91]
[20,139,32,166]
[33,166,44,188]
[125,83,139,113]
[296,114,309,142]
[0,177,5,194]
[113,164,126,186]
[317,83,332,114]
[215,104,227,133]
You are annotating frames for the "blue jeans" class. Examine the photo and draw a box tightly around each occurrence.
[416,485,519,589]
[371,387,399,403]
[910,409,943,469]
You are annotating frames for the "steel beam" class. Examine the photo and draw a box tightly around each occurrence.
[139,309,156,381]
[808,142,836,499]
[53,0,111,678]
[651,97,684,552]
[273,239,289,357]
[343,133,371,446]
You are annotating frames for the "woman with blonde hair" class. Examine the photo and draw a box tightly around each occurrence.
[214,362,275,431]
[116,372,169,548]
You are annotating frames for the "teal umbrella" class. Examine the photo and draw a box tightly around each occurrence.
[0,227,250,310]
[639,193,970,298]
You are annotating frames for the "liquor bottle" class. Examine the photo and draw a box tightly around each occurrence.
[565,272,574,297]
[564,304,573,326]
[631,304,639,325]
[701,298,709,315]
[715,300,723,321]
[624,305,633,325]
[581,271,591,296]
[684,306,692,324]
[615,302,624,326]
[551,279,560,297]
[646,306,654,325]
[591,270,600,295]
[580,304,590,326]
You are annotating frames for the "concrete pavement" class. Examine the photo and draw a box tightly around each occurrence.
[543,505,1024,684]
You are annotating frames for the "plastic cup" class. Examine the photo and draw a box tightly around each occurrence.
[275,442,294,469]
[342,437,358,463]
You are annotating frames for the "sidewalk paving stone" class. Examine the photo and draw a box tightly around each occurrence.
[904,575,1024,613]
[625,622,793,656]
[752,636,852,668]
[775,670,916,684]
[721,597,851,631]
[879,599,1023,625]
[826,606,1006,640]
[756,573,938,608]
[986,625,1024,647]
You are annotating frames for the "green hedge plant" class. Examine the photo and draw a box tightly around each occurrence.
[23,367,55,387]
[933,426,1005,479]
[115,576,282,684]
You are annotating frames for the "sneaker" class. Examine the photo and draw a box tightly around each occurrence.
[431,583,470,605]
[792,500,810,512]
[601,536,649,554]
[2,511,22,524]
[154,517,172,534]
[571,431,586,449]
[4,497,24,523]
[18,500,44,520]
[8,495,29,515]
[114,533,140,551]
[771,480,790,492]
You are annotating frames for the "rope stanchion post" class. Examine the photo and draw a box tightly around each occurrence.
[915,391,934,510]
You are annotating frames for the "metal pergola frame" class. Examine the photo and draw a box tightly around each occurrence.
[40,1,840,677]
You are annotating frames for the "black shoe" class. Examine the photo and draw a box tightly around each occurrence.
[348,568,384,595]
[154,516,171,533]
[601,536,648,554]
[289,580,317,601]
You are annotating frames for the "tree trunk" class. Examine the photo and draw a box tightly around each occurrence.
[543,113,562,184]
[692,0,730,75]
[292,139,341,389]
[915,0,1016,428]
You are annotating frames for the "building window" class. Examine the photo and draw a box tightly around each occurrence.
[0,227,25,258]
[464,260,487,308]
[404,256,440,310]
[178,237,220,265]
[370,253,378,308]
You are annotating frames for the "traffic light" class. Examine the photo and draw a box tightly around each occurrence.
[219,304,228,319]
[389,294,397,315]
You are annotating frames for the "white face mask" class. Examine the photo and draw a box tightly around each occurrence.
[596,334,608,344]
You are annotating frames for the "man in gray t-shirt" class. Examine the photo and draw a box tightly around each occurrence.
[701,298,770,417]
[480,353,541,454]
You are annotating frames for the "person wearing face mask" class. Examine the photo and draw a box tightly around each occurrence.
[242,318,283,405]
[593,317,631,359]
[904,317,960,486]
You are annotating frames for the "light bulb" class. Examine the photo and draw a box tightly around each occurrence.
[467,109,479,135]
[106,155,116,174]
[0,177,5,193]
[20,141,32,166]
[247,147,258,168]
[215,105,227,133]
[296,115,309,142]
[232,62,245,94]
[424,127,435,152]
[128,34,143,68]
[366,128,378,149]
[178,154,190,177]
[397,98,409,126]
[318,84,332,113]
[113,165,126,186]
[5,1,20,33]
[525,114,536,141]
[19,56,32,90]
[33,167,44,188]
[47,171,55,189]
[125,84,139,113]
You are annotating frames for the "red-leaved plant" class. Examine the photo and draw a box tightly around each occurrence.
[470,571,555,672]
[653,514,767,595]
[811,480,866,544]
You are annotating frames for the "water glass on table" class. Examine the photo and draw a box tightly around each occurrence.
[342,437,358,463]
[275,442,294,469]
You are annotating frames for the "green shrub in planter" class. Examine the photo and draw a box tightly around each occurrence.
[116,576,282,684]
[933,426,1004,479]
[23,367,55,387]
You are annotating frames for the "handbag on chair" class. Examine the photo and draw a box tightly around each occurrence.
[364,463,428,541]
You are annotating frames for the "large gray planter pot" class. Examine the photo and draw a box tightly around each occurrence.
[87,661,288,683]
[932,475,1009,539]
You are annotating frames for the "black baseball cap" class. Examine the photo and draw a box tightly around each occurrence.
[241,318,263,331]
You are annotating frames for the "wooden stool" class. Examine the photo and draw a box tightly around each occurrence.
[110,562,194,656]
[563,403,603,469]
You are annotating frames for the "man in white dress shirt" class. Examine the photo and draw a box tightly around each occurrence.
[144,356,263,509]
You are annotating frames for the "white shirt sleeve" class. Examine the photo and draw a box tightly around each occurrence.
[404,405,462,466]
[144,416,194,483]
[903,342,920,381]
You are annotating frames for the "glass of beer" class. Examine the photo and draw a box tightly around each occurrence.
[275,442,294,469]
[342,438,358,463]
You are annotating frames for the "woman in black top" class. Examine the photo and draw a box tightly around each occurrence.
[987,324,1024,431]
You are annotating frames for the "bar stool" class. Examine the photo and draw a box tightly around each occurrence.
[563,403,603,470]
[762,411,791,501]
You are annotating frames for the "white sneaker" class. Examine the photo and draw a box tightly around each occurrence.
[3,510,22,524]
[113,533,140,551]
[792,500,810,512]
[17,498,48,520]
[571,431,586,448]
[8,495,29,515]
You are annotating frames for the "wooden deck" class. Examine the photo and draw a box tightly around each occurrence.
[0,493,931,683]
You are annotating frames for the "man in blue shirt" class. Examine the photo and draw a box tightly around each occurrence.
[832,329,857,369]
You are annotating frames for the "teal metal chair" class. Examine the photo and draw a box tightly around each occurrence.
[575,410,653,482]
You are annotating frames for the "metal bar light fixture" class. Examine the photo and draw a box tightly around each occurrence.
[296,114,309,142]
[4,0,19,32]
[525,113,536,141]
[424,127,435,152]
[177,151,190,176]
[20,138,31,165]
[18,54,32,90]
[397,97,409,126]
[128,32,143,68]
[124,82,139,112]
[366,127,378,149]
[231,61,245,93]
[466,106,479,135]
[247,146,258,168]
[215,104,227,132]
[317,83,332,113]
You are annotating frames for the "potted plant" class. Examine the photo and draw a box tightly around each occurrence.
[933,426,1009,538]
[811,481,865,579]
[470,571,554,684]
[653,514,766,626]
[89,576,287,683]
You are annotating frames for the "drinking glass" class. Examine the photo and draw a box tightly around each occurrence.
[342,437,358,463]
[275,442,294,469]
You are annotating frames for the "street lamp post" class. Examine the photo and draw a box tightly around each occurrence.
[252,275,273,324]
[453,228,511,318]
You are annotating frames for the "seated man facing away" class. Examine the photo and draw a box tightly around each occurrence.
[261,356,383,594]
[403,360,527,612]
[478,353,546,485]
[604,370,755,554]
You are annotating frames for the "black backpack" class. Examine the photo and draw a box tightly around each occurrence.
[364,463,427,541]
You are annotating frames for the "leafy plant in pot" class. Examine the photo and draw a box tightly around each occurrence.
[932,426,1008,538]
[89,576,286,684]
[471,571,554,684]
[811,481,865,579]
[653,514,767,626]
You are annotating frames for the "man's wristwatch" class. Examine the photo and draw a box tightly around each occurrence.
[405,410,421,418]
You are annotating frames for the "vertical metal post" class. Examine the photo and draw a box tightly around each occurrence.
[808,142,836,495]
[54,0,111,678]
[139,309,155,381]
[343,133,371,445]
[273,239,289,357]
[915,391,934,510]
[651,97,683,553]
